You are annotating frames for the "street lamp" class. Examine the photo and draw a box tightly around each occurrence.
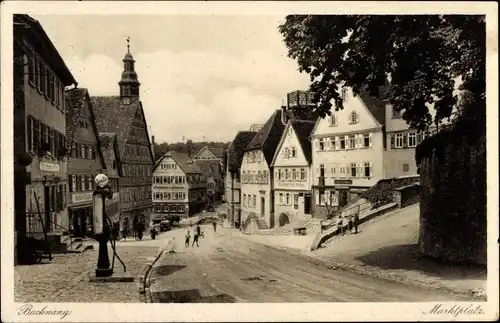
[93,173,114,277]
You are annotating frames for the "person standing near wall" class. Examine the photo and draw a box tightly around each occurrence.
[337,215,344,236]
[354,212,359,234]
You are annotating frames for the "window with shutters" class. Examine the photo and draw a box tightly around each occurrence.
[285,193,290,205]
[49,73,55,102]
[80,145,85,159]
[300,168,306,181]
[340,136,346,150]
[41,66,48,98]
[71,143,77,158]
[364,162,372,177]
[319,138,325,151]
[55,80,60,108]
[88,175,93,191]
[363,133,370,148]
[43,124,49,146]
[263,171,268,184]
[35,57,42,91]
[408,132,417,147]
[351,163,357,177]
[27,116,33,152]
[253,195,256,207]
[348,135,356,149]
[292,168,297,180]
[27,50,35,85]
[331,165,337,178]
[395,133,404,148]
[285,169,289,180]
[87,146,93,159]
[49,129,55,156]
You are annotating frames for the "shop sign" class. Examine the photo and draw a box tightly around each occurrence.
[72,192,93,204]
[334,179,353,185]
[40,162,60,173]
[154,185,185,190]
[276,181,308,189]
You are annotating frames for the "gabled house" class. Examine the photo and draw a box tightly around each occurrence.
[152,151,207,218]
[192,146,225,203]
[310,87,425,219]
[91,42,154,234]
[13,14,77,259]
[98,133,123,233]
[271,120,316,226]
[240,90,317,232]
[224,130,257,227]
[65,88,107,237]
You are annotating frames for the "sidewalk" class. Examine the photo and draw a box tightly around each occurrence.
[15,235,172,303]
[235,205,487,299]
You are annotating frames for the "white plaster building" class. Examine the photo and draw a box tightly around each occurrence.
[271,120,316,226]
[310,87,425,219]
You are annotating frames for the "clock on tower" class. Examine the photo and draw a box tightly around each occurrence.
[122,97,130,105]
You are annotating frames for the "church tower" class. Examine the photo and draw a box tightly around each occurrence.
[119,37,140,105]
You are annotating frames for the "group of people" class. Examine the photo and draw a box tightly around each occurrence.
[185,220,218,248]
[337,212,360,235]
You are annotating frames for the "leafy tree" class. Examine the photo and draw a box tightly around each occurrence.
[278,15,485,131]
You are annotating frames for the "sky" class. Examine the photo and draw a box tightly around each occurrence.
[34,15,311,144]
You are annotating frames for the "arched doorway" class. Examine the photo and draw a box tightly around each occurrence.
[279,213,290,227]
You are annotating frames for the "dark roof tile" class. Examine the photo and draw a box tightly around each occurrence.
[227,131,257,172]
[290,120,316,164]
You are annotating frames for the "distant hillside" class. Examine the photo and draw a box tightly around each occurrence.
[153,140,230,162]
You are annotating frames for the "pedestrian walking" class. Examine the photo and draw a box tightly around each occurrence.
[354,212,360,234]
[337,215,344,236]
[212,220,217,232]
[348,216,353,233]
[192,224,201,247]
[185,228,191,248]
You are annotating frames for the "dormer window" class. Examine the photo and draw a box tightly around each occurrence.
[349,111,359,124]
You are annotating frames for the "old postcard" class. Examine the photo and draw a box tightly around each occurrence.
[1,1,498,322]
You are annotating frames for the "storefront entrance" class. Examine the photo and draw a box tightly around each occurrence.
[69,207,92,237]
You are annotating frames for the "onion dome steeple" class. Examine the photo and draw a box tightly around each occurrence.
[119,37,140,105]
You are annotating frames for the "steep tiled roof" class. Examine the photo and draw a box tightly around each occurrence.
[91,96,139,159]
[65,88,87,146]
[154,151,202,174]
[98,133,121,177]
[65,88,106,169]
[290,120,316,164]
[227,131,257,172]
[357,85,391,126]
[246,109,287,165]
[208,147,224,159]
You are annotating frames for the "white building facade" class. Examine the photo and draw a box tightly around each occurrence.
[271,120,315,226]
[310,88,425,219]
[240,149,272,228]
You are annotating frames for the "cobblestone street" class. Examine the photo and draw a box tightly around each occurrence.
[15,232,174,303]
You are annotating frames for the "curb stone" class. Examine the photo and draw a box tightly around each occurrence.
[254,240,487,301]
[138,239,173,303]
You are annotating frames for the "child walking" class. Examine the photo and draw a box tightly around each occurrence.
[185,228,191,248]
